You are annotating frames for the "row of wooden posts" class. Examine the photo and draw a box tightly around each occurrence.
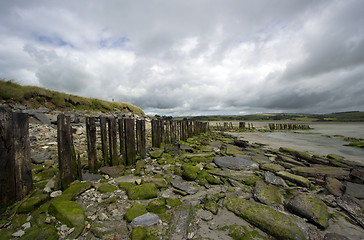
[268,123,311,130]
[215,122,254,130]
[0,106,210,208]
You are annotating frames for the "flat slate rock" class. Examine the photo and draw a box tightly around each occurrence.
[99,166,125,178]
[345,181,364,199]
[214,156,258,170]
[169,206,194,240]
[265,172,287,187]
[337,195,364,228]
[31,151,52,164]
[31,112,51,125]
[130,213,159,228]
[171,179,198,195]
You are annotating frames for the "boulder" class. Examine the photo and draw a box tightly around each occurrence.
[49,200,85,238]
[57,181,92,201]
[260,163,285,172]
[125,203,148,222]
[233,139,250,148]
[291,165,350,180]
[171,178,198,195]
[344,181,364,199]
[97,184,118,193]
[214,156,259,170]
[130,213,160,228]
[182,164,200,181]
[17,192,49,213]
[99,166,125,178]
[131,226,147,240]
[325,177,344,197]
[286,193,329,229]
[264,172,287,187]
[276,171,311,188]
[253,181,283,209]
[336,195,364,228]
[350,168,364,184]
[147,199,166,214]
[31,151,52,164]
[225,197,310,240]
[127,183,158,200]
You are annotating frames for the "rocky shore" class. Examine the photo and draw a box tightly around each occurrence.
[0,111,364,240]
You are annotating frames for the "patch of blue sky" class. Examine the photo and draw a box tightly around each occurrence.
[98,37,130,49]
[36,34,74,48]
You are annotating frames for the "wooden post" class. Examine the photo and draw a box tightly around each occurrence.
[57,114,75,190]
[124,118,136,165]
[136,120,146,159]
[108,117,118,166]
[118,117,125,157]
[13,112,32,200]
[0,107,16,207]
[86,117,97,173]
[100,116,108,166]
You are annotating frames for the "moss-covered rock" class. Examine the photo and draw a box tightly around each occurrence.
[0,228,14,240]
[260,163,285,172]
[125,204,148,222]
[325,177,344,197]
[18,225,58,240]
[131,226,147,240]
[118,182,136,191]
[204,199,219,215]
[276,171,311,188]
[60,181,92,201]
[127,183,158,200]
[150,150,164,159]
[142,177,168,188]
[277,155,305,167]
[279,147,313,162]
[253,181,283,208]
[286,193,329,229]
[225,197,308,240]
[292,166,350,180]
[219,224,265,240]
[147,199,166,214]
[182,164,201,181]
[208,169,262,186]
[11,214,28,228]
[48,200,85,238]
[166,198,182,208]
[327,154,346,167]
[17,192,49,213]
[97,184,118,193]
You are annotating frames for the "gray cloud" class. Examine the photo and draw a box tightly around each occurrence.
[0,0,363,116]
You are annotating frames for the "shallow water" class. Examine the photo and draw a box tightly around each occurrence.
[228,122,364,164]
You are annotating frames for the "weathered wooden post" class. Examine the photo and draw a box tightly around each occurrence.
[136,119,146,159]
[57,114,78,190]
[118,117,125,158]
[100,116,108,165]
[124,118,136,165]
[108,117,118,166]
[0,107,33,207]
[86,117,97,173]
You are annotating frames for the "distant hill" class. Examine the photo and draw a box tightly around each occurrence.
[0,79,144,114]
[174,112,364,122]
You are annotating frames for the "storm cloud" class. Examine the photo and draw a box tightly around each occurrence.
[0,0,363,115]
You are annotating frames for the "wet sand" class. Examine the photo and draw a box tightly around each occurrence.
[227,122,364,164]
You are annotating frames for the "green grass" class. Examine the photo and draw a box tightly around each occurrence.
[0,79,144,114]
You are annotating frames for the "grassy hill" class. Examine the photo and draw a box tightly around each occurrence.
[174,112,364,122]
[0,79,144,114]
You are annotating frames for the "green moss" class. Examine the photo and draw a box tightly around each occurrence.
[182,164,201,181]
[0,228,14,240]
[33,167,58,182]
[61,181,92,200]
[327,154,344,161]
[204,199,219,215]
[17,192,49,213]
[19,225,58,240]
[254,181,283,207]
[131,226,147,240]
[147,199,166,214]
[225,197,307,240]
[204,164,215,170]
[276,171,311,188]
[220,224,264,240]
[48,200,85,238]
[142,177,168,188]
[151,150,164,159]
[125,204,148,222]
[166,198,182,208]
[11,214,28,227]
[97,184,118,193]
[118,182,136,191]
[127,183,158,200]
[260,163,285,172]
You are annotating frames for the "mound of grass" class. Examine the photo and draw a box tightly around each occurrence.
[0,79,144,114]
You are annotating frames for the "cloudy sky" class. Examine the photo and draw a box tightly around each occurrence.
[1,0,364,116]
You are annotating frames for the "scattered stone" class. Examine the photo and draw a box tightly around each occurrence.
[225,197,311,240]
[99,166,125,178]
[337,195,364,228]
[324,233,350,240]
[11,230,25,238]
[22,222,31,230]
[286,193,330,229]
[264,172,287,187]
[276,171,311,188]
[171,179,198,195]
[98,212,109,221]
[196,209,213,221]
[260,163,285,172]
[31,151,52,164]
[135,179,142,185]
[130,213,160,228]
[344,181,364,199]
[214,156,259,170]
[50,190,62,198]
[254,181,283,209]
[325,177,344,196]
